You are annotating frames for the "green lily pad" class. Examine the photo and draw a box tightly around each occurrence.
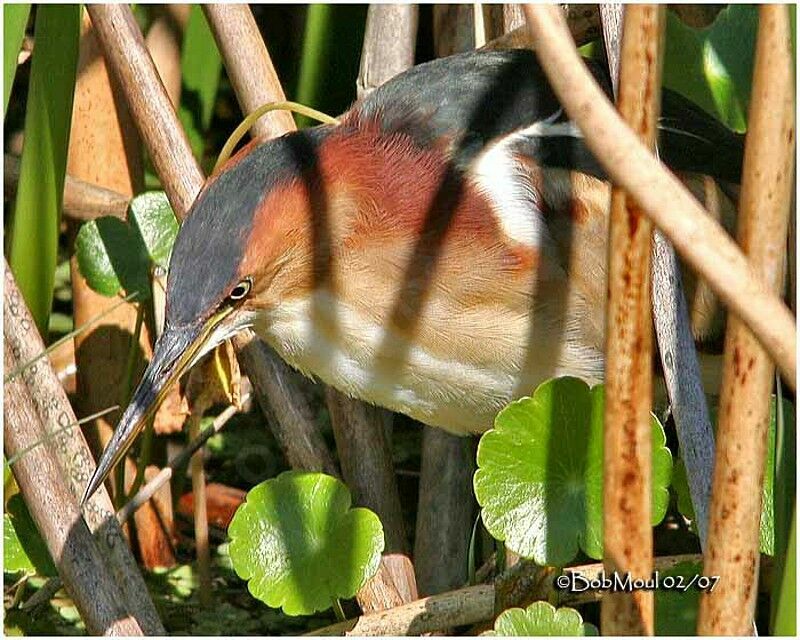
[664,5,758,132]
[485,601,598,636]
[227,471,384,616]
[74,191,178,299]
[474,377,672,566]
[4,494,57,576]
[674,397,794,556]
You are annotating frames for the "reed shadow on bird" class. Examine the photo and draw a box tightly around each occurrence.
[281,131,365,596]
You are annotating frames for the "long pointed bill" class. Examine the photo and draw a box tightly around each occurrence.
[81,307,234,505]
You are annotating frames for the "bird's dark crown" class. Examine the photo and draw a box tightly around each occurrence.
[165,127,332,329]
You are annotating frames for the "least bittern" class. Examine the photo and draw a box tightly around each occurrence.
[82,50,741,504]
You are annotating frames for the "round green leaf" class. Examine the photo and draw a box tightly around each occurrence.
[474,377,673,566]
[127,191,179,269]
[74,191,177,300]
[74,216,150,299]
[485,601,598,636]
[227,471,384,615]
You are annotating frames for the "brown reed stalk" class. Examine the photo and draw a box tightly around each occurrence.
[4,263,162,634]
[600,5,665,635]
[698,5,795,634]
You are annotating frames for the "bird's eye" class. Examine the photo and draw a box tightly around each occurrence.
[229,278,252,301]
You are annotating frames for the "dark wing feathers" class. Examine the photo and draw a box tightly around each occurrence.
[658,89,745,184]
[347,49,743,184]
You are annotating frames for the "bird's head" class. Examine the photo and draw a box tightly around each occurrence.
[81,128,334,504]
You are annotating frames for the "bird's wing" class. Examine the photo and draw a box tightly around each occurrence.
[346,49,744,184]
[658,90,745,185]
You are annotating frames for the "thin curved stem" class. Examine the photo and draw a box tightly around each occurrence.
[4,291,138,383]
[331,598,346,622]
[214,100,339,173]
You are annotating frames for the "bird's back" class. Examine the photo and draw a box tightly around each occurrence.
[348,49,744,184]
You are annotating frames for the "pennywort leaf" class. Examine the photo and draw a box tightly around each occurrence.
[474,377,672,566]
[485,601,598,636]
[227,471,384,616]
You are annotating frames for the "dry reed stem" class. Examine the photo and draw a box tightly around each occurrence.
[4,153,130,220]
[233,332,340,475]
[202,4,295,141]
[473,3,487,47]
[414,428,475,597]
[599,4,624,96]
[482,5,601,52]
[68,9,175,572]
[357,4,418,100]
[698,6,795,635]
[5,362,141,635]
[326,387,407,554]
[601,6,664,635]
[325,388,411,608]
[357,553,420,614]
[501,4,526,33]
[433,5,476,54]
[652,229,715,548]
[522,3,796,388]
[308,553,706,636]
[478,5,505,42]
[188,403,212,606]
[308,584,495,636]
[4,263,158,635]
[86,4,203,218]
[144,6,184,107]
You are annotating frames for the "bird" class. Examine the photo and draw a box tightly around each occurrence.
[81,49,742,504]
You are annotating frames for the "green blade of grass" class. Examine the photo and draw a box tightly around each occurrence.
[774,515,796,635]
[295,3,332,129]
[178,4,222,161]
[7,5,80,335]
[295,4,366,128]
[771,378,796,632]
[3,4,30,115]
